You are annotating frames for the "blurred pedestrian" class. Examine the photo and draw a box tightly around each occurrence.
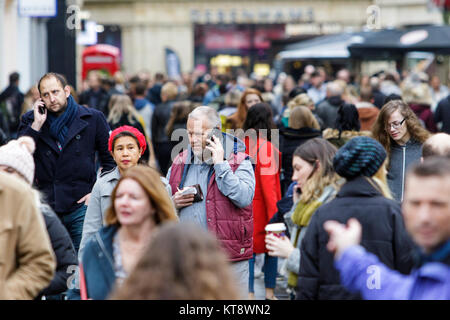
[75,165,178,300]
[407,83,437,132]
[146,72,165,106]
[243,103,281,300]
[324,157,450,300]
[166,100,198,153]
[0,71,24,138]
[226,88,263,130]
[315,81,344,129]
[265,138,341,299]
[133,82,155,139]
[369,76,387,109]
[151,81,179,175]
[421,133,450,159]
[78,70,110,116]
[430,75,448,113]
[297,136,414,300]
[372,100,430,201]
[0,170,55,299]
[21,85,40,116]
[306,71,327,105]
[18,72,115,252]
[109,223,240,300]
[279,106,321,194]
[434,93,450,134]
[355,87,379,131]
[0,136,77,299]
[323,103,370,148]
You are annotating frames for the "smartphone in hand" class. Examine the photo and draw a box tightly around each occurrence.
[38,99,46,114]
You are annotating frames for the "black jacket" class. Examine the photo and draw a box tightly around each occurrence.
[279,127,321,194]
[18,102,115,214]
[151,100,176,144]
[78,88,110,116]
[297,176,414,300]
[38,204,77,298]
[435,95,450,134]
[0,84,24,133]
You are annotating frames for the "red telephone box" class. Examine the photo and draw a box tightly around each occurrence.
[82,44,120,80]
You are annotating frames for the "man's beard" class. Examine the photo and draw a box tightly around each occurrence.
[192,146,213,164]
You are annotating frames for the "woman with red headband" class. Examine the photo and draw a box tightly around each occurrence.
[78,125,147,258]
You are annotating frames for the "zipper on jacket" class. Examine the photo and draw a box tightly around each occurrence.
[401,146,406,202]
[95,232,115,270]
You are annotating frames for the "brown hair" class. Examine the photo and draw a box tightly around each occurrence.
[38,72,68,94]
[109,222,240,300]
[166,100,197,137]
[104,165,178,226]
[226,88,263,130]
[289,106,320,130]
[371,100,431,157]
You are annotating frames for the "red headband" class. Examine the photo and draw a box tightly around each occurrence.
[108,125,147,155]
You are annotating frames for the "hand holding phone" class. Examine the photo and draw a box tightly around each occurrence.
[205,128,225,164]
[31,99,47,132]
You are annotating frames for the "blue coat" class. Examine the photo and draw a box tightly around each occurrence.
[18,103,115,214]
[82,225,118,300]
[66,225,118,300]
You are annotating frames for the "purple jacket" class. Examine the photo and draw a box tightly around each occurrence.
[335,245,450,300]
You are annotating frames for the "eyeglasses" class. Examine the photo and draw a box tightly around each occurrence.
[386,118,406,130]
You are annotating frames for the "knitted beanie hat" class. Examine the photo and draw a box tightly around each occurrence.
[0,136,36,184]
[333,136,386,179]
[108,125,147,155]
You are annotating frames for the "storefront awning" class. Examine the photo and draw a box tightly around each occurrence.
[277,33,363,60]
[348,25,450,58]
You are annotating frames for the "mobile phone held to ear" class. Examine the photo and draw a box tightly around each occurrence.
[206,128,223,146]
[38,106,46,114]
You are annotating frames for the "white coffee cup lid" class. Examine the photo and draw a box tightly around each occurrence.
[265,223,286,232]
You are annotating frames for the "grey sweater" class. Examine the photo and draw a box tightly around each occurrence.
[387,139,422,202]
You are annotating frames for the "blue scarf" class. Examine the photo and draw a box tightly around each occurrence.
[46,95,78,147]
[416,241,450,267]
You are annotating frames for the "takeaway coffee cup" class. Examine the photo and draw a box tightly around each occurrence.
[265,223,286,238]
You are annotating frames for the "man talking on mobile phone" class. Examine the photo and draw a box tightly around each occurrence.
[18,72,115,253]
[166,106,256,298]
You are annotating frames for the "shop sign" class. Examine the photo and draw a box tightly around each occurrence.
[18,0,57,17]
[190,8,314,24]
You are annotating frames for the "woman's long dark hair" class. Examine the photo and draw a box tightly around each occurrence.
[335,103,360,136]
[243,102,276,141]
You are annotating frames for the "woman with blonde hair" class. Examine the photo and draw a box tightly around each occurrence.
[74,165,178,300]
[371,99,430,201]
[226,88,263,130]
[109,222,240,300]
[265,138,342,299]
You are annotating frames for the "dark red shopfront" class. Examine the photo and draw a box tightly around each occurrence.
[194,24,286,75]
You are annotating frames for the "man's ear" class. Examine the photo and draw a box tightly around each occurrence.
[64,85,71,98]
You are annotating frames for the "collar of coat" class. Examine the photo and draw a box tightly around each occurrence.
[336,176,385,199]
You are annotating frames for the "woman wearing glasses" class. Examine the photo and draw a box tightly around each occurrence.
[372,100,430,201]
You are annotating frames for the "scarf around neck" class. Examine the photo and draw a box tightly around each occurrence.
[46,95,78,147]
